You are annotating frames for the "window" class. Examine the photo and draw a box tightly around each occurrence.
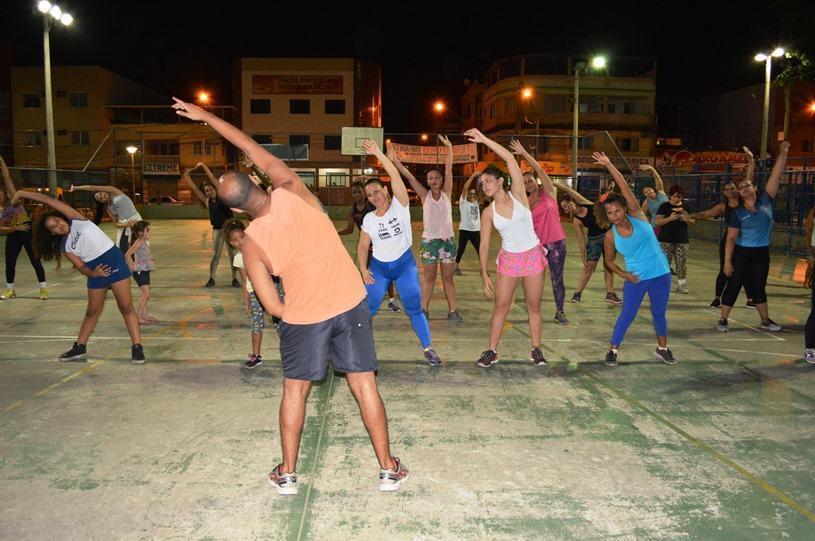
[615,137,639,152]
[290,135,310,147]
[803,139,813,153]
[544,95,568,113]
[72,131,90,146]
[250,99,271,114]
[193,140,215,155]
[23,93,41,108]
[69,92,88,108]
[24,132,43,146]
[298,171,316,187]
[608,97,648,114]
[325,99,345,114]
[327,173,349,187]
[290,99,310,114]
[252,134,273,145]
[578,136,594,150]
[324,135,341,150]
[578,96,603,113]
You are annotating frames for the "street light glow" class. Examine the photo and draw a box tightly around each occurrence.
[433,100,445,113]
[126,145,138,155]
[592,56,607,69]
[49,5,61,18]
[37,1,52,13]
[521,87,533,99]
[755,53,768,62]
[420,134,428,141]
[60,13,73,25]
[197,91,210,104]
[809,102,815,113]
[771,47,785,57]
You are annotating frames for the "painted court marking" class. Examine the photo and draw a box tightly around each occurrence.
[4,361,102,413]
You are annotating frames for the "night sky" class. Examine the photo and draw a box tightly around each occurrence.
[2,0,813,132]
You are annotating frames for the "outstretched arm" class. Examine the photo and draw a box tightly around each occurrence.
[390,149,428,200]
[691,202,725,220]
[743,146,755,183]
[465,129,527,206]
[180,166,207,207]
[510,140,555,197]
[12,190,84,220]
[0,156,16,198]
[639,164,665,194]
[439,135,454,197]
[70,184,125,196]
[596,152,641,216]
[172,97,307,197]
[552,180,592,205]
[361,140,407,207]
[765,141,789,199]
[196,162,219,185]
[459,170,479,199]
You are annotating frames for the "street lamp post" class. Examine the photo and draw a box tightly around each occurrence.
[37,1,73,196]
[754,47,785,160]
[126,145,138,201]
[572,56,606,184]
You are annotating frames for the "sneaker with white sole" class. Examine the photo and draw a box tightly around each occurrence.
[604,349,618,367]
[745,299,756,309]
[605,292,622,305]
[805,349,815,364]
[554,311,569,325]
[131,344,145,365]
[476,349,498,368]
[570,292,582,303]
[760,319,781,332]
[0,288,16,299]
[388,300,401,312]
[717,318,729,332]
[39,287,48,300]
[655,347,677,365]
[709,297,721,308]
[379,457,409,492]
[59,342,87,362]
[530,347,547,366]
[424,347,442,367]
[268,464,298,495]
[244,353,263,369]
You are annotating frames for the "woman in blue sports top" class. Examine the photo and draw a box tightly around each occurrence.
[594,152,675,367]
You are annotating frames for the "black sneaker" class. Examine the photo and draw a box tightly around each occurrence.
[760,319,781,332]
[447,310,464,323]
[717,318,729,332]
[570,292,582,303]
[655,347,676,365]
[605,292,622,305]
[388,300,401,312]
[59,342,87,362]
[530,347,547,366]
[745,299,756,309]
[709,298,721,308]
[131,344,145,364]
[554,311,569,325]
[423,347,442,367]
[604,349,618,367]
[231,278,241,288]
[244,354,263,368]
[204,278,215,288]
[476,349,498,368]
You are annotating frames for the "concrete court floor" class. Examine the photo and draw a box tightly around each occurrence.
[1,218,814,540]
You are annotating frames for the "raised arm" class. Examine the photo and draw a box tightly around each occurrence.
[390,149,428,200]
[196,162,218,185]
[180,167,207,207]
[12,190,84,220]
[0,156,16,197]
[509,140,555,197]
[465,129,527,205]
[764,141,789,199]
[459,170,479,199]
[439,135,454,197]
[552,180,592,205]
[363,140,408,206]
[172,97,307,197]
[595,152,640,215]
[743,146,755,183]
[691,202,725,220]
[70,184,124,196]
[639,164,665,194]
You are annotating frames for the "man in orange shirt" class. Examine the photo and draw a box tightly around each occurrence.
[172,97,408,495]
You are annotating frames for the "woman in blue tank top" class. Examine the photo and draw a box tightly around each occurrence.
[592,152,675,367]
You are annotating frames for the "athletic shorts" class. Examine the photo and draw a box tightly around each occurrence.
[248,292,265,334]
[419,237,457,265]
[496,243,547,277]
[84,246,132,289]
[277,300,377,381]
[586,234,606,262]
[132,271,151,287]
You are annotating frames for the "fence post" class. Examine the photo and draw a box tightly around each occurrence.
[788,174,796,256]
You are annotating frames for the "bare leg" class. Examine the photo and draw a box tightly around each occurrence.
[346,371,397,470]
[421,263,438,312]
[603,263,615,293]
[521,271,545,347]
[251,331,262,356]
[575,260,599,293]
[109,278,142,344]
[137,285,150,323]
[279,378,311,473]
[755,302,770,322]
[77,288,108,344]
[439,261,457,312]
[489,273,519,351]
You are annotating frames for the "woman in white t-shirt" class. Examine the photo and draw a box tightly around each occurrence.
[18,190,144,364]
[357,140,441,367]
[454,170,482,275]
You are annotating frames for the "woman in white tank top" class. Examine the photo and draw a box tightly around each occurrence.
[464,129,548,369]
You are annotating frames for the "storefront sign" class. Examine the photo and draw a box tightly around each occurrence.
[390,142,478,164]
[657,150,749,172]
[252,75,344,95]
[142,162,180,176]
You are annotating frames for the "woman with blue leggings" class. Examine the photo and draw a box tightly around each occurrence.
[593,152,676,367]
[357,140,441,367]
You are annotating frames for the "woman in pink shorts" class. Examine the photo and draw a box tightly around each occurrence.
[464,129,548,368]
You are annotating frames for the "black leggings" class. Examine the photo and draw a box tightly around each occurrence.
[721,246,769,307]
[5,230,46,284]
[806,278,815,348]
[455,229,480,264]
[715,236,728,298]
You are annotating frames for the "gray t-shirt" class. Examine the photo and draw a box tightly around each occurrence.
[108,194,140,222]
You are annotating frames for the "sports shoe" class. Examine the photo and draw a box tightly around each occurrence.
[717,318,729,332]
[570,292,582,303]
[676,284,689,294]
[605,292,622,305]
[604,349,618,367]
[379,457,409,492]
[454,264,462,276]
[745,299,756,309]
[131,344,145,364]
[268,464,298,495]
[476,349,498,368]
[244,353,263,369]
[530,347,547,366]
[59,342,87,362]
[655,347,677,365]
[709,297,721,308]
[424,347,442,367]
[447,310,464,323]
[804,349,815,364]
[388,300,401,312]
[204,278,215,288]
[0,288,16,299]
[39,287,48,300]
[760,319,781,332]
[231,278,241,288]
[554,311,569,325]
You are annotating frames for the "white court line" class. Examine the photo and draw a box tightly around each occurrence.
[0,334,217,341]
[716,348,800,357]
[697,309,784,341]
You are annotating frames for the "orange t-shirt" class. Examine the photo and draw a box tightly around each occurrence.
[246,188,366,324]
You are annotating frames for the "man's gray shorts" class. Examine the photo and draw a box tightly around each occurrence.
[277,300,378,381]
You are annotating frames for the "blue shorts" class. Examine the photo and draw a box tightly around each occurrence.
[84,246,132,289]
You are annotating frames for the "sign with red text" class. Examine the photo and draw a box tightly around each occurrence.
[657,150,749,172]
[252,75,343,95]
[390,142,478,164]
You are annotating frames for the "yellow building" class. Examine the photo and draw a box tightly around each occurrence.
[460,54,657,181]
[233,57,381,189]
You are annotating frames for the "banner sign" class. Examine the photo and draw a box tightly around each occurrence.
[142,161,179,176]
[656,150,749,172]
[252,75,343,95]
[390,142,478,164]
